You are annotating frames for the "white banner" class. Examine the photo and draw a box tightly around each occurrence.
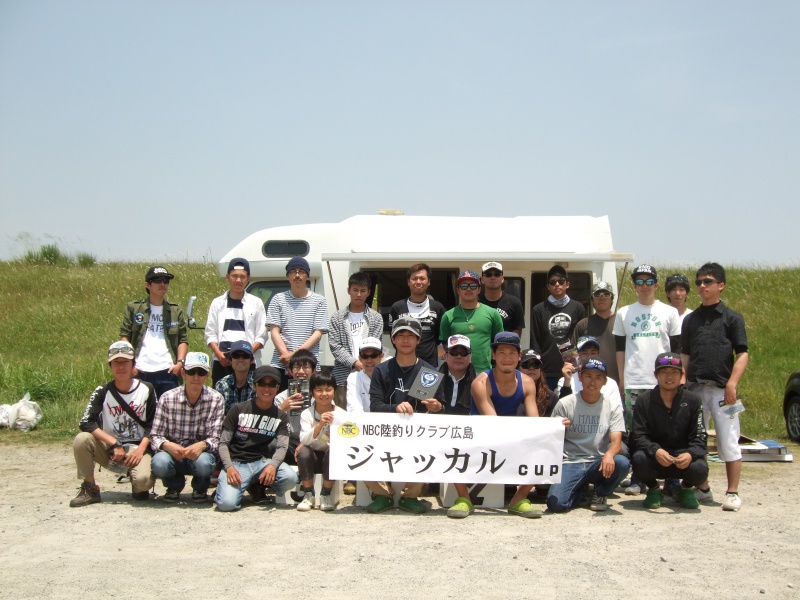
[329,412,565,485]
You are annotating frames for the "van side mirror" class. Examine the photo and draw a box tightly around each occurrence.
[186,295,203,329]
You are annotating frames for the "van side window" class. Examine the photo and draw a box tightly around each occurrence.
[262,241,310,258]
[247,281,291,311]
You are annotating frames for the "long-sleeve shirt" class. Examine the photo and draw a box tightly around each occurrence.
[149,385,224,454]
[204,291,268,363]
[369,358,445,413]
[631,385,707,460]
[299,405,346,451]
[217,399,290,471]
[328,304,384,386]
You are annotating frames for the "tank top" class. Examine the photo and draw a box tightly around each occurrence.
[470,369,524,416]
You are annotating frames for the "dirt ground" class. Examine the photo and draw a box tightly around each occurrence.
[1,442,799,600]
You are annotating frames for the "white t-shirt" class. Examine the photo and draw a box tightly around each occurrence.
[346,370,372,413]
[407,297,430,319]
[346,311,367,356]
[613,300,681,388]
[136,304,173,372]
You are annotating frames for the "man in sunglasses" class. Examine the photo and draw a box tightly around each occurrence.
[613,265,681,495]
[572,281,619,383]
[439,335,476,415]
[214,340,257,414]
[150,352,224,503]
[631,353,708,510]
[478,261,524,336]
[440,270,503,372]
[665,273,693,325]
[681,263,749,512]
[530,265,585,391]
[120,265,188,397]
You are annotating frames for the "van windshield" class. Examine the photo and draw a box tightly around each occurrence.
[247,281,291,312]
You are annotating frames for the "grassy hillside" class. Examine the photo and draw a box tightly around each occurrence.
[0,261,796,442]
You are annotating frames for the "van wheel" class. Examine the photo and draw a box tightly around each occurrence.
[786,395,800,443]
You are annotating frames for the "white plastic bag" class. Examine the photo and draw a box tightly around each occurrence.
[8,393,43,432]
[0,404,11,428]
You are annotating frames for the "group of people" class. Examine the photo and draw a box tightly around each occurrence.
[70,257,749,517]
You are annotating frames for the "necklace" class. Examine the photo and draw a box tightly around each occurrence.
[459,305,477,331]
[398,359,418,374]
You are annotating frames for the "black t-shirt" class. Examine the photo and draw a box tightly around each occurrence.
[530,299,585,377]
[218,400,290,468]
[389,297,446,366]
[478,292,525,332]
[681,301,748,387]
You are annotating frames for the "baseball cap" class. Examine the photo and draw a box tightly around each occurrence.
[359,337,383,352]
[391,316,422,338]
[227,258,250,275]
[482,261,503,274]
[108,341,135,362]
[580,357,607,375]
[491,331,521,350]
[447,334,471,350]
[456,270,480,284]
[665,274,690,292]
[632,264,657,280]
[592,281,614,296]
[547,265,567,280]
[576,336,601,352]
[286,256,311,275]
[183,352,211,373]
[253,365,282,384]
[655,352,683,372]
[145,266,174,282]
[227,340,254,357]
[520,349,542,364]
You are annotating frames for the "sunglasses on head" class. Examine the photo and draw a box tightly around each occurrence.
[230,352,251,360]
[149,278,170,285]
[548,278,566,286]
[657,357,681,367]
[359,352,381,360]
[184,368,207,376]
[695,278,718,286]
[448,349,470,357]
[521,360,542,369]
[458,282,480,290]
[255,379,280,388]
[634,278,656,286]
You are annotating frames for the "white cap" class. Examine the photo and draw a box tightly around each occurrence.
[359,337,383,352]
[184,352,211,372]
[108,341,135,362]
[447,334,471,350]
[482,261,503,273]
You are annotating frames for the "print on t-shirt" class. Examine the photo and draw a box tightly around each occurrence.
[548,313,573,340]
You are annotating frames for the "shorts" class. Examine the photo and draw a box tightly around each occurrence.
[694,383,741,462]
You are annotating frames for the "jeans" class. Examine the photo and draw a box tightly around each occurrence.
[137,369,179,398]
[151,450,216,493]
[214,458,299,512]
[547,454,630,513]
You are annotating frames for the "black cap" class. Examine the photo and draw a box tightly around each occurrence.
[547,265,567,280]
[654,352,683,372]
[227,257,250,275]
[491,332,521,350]
[253,365,282,383]
[665,274,690,292]
[145,266,175,282]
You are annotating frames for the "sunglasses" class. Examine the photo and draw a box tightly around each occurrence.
[634,278,656,286]
[458,282,480,290]
[184,368,207,376]
[448,350,470,357]
[548,278,566,286]
[359,352,381,360]
[521,360,542,369]
[230,352,251,360]
[695,278,718,286]
[657,357,681,368]
[483,270,502,277]
[255,379,280,388]
[593,291,612,298]
[149,278,170,285]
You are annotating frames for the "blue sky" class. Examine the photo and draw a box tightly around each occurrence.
[1,1,798,265]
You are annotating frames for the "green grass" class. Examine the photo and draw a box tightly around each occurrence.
[0,260,796,443]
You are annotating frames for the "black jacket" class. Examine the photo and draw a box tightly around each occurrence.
[631,385,707,460]
[438,362,476,414]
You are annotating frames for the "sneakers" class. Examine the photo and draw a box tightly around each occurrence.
[643,487,664,509]
[662,478,681,499]
[625,483,642,495]
[677,487,700,509]
[619,478,632,488]
[447,496,474,519]
[589,492,608,511]
[343,481,356,495]
[131,490,150,501]
[366,494,393,514]
[695,487,714,503]
[721,492,742,512]
[70,482,101,507]
[319,493,335,511]
[191,490,209,503]
[296,491,315,512]
[163,488,181,503]
[398,497,427,514]
[508,498,543,518]
[248,482,268,504]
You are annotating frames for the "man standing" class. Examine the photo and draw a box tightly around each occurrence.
[214,340,257,413]
[530,265,585,390]
[460,332,541,519]
[440,270,503,373]
[547,358,629,513]
[150,352,224,503]
[328,272,383,407]
[681,263,749,512]
[389,263,446,367]
[205,258,268,385]
[439,334,476,416]
[665,274,693,325]
[120,265,188,397]
[365,317,445,515]
[267,256,329,378]
[70,341,157,507]
[478,261,524,335]
[632,353,708,510]
[571,281,619,383]
[214,365,299,512]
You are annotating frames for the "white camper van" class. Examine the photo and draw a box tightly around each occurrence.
[213,214,633,367]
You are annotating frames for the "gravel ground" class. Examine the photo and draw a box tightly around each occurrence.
[1,442,798,600]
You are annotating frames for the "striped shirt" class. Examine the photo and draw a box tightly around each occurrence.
[266,290,329,367]
[149,385,225,453]
[204,291,268,363]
